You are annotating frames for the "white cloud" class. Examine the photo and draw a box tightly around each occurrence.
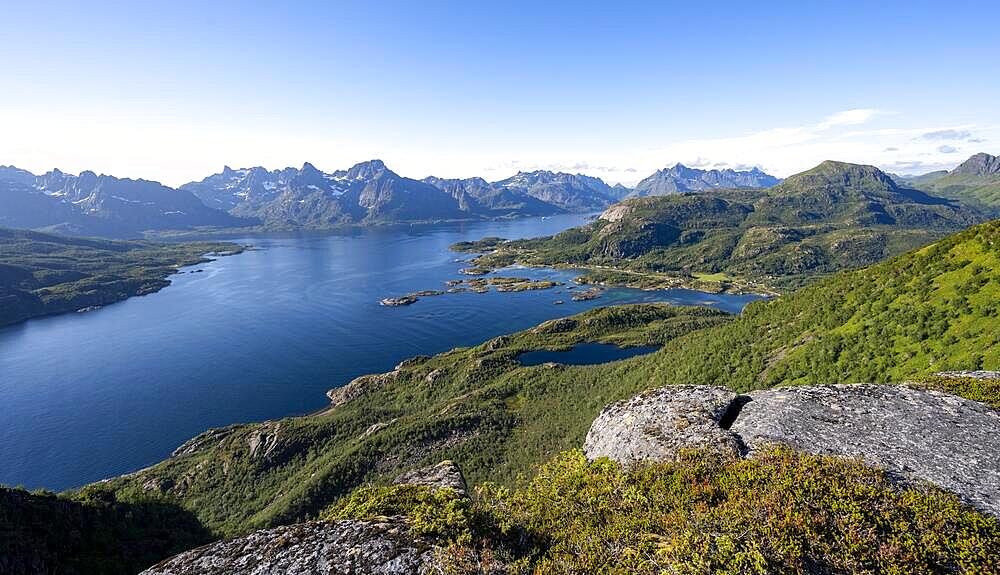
[816,108,883,130]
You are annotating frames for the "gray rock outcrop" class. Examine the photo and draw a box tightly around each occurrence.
[583,386,743,463]
[584,384,1000,517]
[141,518,436,575]
[393,460,468,497]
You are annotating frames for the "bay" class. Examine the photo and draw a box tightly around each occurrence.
[0,214,763,490]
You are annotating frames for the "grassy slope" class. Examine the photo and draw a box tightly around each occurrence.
[101,221,1000,538]
[104,305,733,535]
[0,227,241,327]
[648,219,1000,390]
[921,173,1000,215]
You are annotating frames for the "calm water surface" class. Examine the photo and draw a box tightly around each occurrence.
[517,343,661,366]
[0,214,764,490]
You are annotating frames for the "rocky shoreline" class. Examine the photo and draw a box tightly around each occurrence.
[380,276,564,306]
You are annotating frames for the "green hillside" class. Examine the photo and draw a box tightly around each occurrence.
[921,173,1000,214]
[0,228,240,327]
[99,219,999,539]
[909,153,1000,214]
[464,161,984,292]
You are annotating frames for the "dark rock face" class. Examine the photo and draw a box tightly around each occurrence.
[393,460,468,497]
[951,152,1000,176]
[583,386,743,464]
[140,518,437,575]
[584,384,1000,517]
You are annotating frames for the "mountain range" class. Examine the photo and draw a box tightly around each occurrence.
[182,160,632,226]
[629,163,781,196]
[0,161,782,237]
[467,160,987,290]
[4,155,997,239]
[0,166,247,237]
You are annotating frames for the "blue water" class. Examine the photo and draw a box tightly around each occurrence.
[0,214,765,491]
[517,343,661,366]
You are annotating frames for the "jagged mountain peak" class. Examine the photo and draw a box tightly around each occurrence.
[952,152,1000,176]
[342,159,391,181]
[631,163,779,197]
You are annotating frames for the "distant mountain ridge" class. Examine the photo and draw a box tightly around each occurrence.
[0,167,247,237]
[466,160,985,291]
[183,160,628,226]
[900,152,1000,214]
[630,163,780,197]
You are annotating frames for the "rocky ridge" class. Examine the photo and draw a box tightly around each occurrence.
[142,461,469,575]
[584,384,1000,518]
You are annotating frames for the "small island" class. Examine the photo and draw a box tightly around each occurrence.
[380,276,564,306]
[379,295,419,306]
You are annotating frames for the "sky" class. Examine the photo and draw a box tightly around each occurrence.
[1,0,998,187]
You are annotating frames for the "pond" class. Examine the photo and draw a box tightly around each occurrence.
[516,342,661,366]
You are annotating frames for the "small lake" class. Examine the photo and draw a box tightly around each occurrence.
[517,343,661,366]
[0,214,765,491]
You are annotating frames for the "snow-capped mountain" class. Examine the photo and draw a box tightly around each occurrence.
[630,164,780,197]
[0,167,248,236]
[186,161,623,226]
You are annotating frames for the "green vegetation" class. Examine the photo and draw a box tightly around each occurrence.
[0,227,241,326]
[9,217,988,573]
[335,448,1000,574]
[916,172,1000,215]
[104,304,733,535]
[0,485,211,575]
[322,484,474,545]
[462,161,983,292]
[102,220,999,542]
[646,219,1000,390]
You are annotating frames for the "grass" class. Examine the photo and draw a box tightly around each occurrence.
[335,447,1000,574]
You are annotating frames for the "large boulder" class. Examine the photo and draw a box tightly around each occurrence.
[393,460,468,497]
[730,384,1000,518]
[584,384,1000,517]
[583,385,744,464]
[141,518,436,575]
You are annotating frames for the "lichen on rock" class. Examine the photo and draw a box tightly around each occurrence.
[584,383,1000,518]
[140,518,437,575]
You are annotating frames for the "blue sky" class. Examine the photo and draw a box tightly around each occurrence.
[1,0,998,185]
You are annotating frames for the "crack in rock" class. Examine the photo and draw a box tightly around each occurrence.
[584,383,1000,518]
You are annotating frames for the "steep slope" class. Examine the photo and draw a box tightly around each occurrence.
[104,305,733,535]
[466,161,985,290]
[648,218,1000,388]
[99,220,998,538]
[0,227,240,326]
[183,162,619,226]
[913,152,1000,214]
[422,176,563,217]
[494,170,624,211]
[630,163,779,196]
[335,160,470,224]
[0,167,249,236]
[181,163,344,212]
